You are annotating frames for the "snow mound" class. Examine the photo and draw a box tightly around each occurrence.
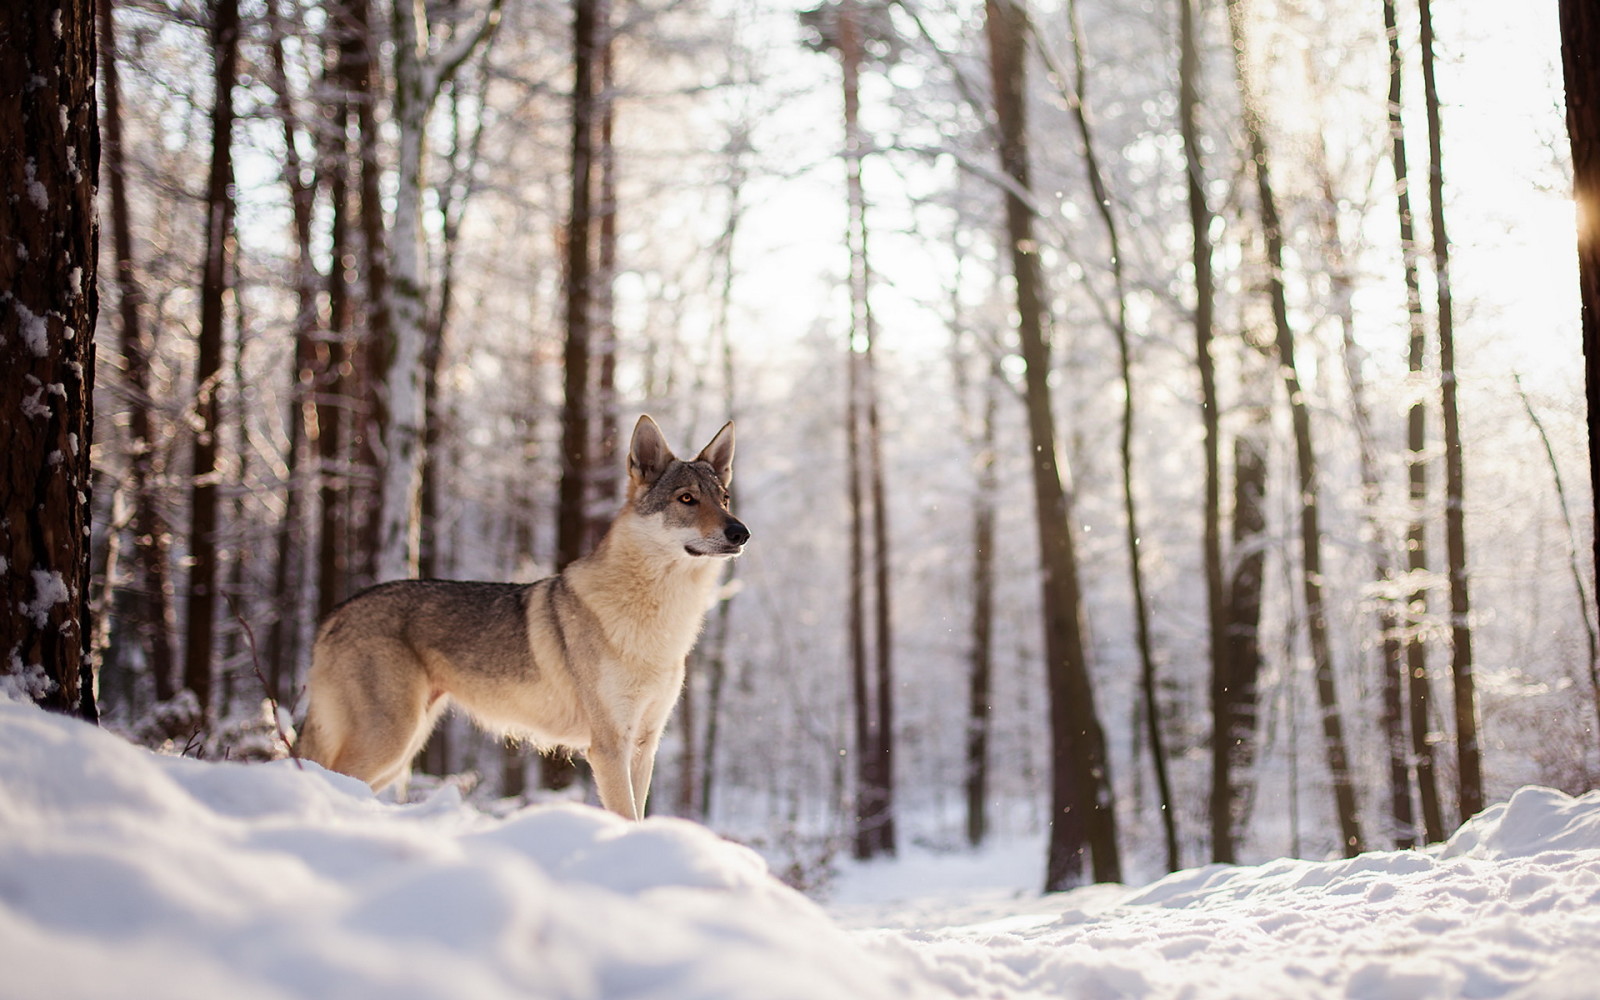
[840,788,1600,1000]
[5,698,1600,1000]
[0,702,930,1000]
[1440,784,1600,860]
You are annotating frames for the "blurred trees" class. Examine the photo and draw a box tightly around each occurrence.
[79,0,1594,887]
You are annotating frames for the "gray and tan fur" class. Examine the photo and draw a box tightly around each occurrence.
[295,415,748,819]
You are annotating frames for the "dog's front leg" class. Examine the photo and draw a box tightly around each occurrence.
[629,727,664,820]
[587,736,640,820]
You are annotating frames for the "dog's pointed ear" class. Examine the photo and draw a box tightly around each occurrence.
[629,414,676,487]
[696,421,735,487]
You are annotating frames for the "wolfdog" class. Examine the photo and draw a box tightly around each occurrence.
[295,415,748,818]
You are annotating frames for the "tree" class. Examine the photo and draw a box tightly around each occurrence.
[181,0,241,723]
[985,0,1120,889]
[1227,0,1363,856]
[0,0,100,719]
[1180,0,1240,865]
[1418,0,1483,823]
[1381,0,1444,845]
[375,0,503,583]
[1043,0,1178,873]
[801,0,899,860]
[261,0,324,696]
[539,0,611,800]
[1558,0,1600,750]
[101,0,178,705]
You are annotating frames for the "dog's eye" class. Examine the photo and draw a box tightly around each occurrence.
[677,493,696,505]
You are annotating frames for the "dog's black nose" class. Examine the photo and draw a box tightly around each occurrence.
[725,519,750,546]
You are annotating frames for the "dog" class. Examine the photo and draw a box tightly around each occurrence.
[295,415,748,819]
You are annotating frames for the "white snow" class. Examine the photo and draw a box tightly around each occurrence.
[22,570,69,628]
[2,699,1599,1000]
[9,295,50,356]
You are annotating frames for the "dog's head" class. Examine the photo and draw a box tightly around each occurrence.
[626,414,750,558]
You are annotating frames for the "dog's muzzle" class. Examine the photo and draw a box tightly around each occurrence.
[724,518,750,547]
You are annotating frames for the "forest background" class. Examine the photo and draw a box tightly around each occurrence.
[5,0,1597,892]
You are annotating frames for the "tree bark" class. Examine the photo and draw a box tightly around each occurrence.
[1562,0,1600,681]
[0,0,99,719]
[1418,0,1483,823]
[986,0,1120,889]
[376,0,502,584]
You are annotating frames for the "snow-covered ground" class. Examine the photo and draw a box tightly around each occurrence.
[3,699,1599,999]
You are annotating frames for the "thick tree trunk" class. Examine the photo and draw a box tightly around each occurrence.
[0,0,99,719]
[986,0,1120,890]
[1418,0,1483,823]
[1563,1,1600,689]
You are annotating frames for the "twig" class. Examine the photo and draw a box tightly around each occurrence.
[227,594,304,768]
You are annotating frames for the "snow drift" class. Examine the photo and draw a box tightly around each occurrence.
[2,699,1599,999]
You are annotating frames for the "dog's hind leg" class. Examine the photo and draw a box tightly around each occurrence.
[305,640,434,794]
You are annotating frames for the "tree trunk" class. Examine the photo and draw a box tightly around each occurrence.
[543,0,605,798]
[1222,375,1270,846]
[836,0,895,860]
[692,129,749,821]
[965,356,998,848]
[183,0,241,723]
[1227,0,1363,856]
[377,0,433,584]
[352,0,388,589]
[1562,0,1600,683]
[1418,0,1483,823]
[1382,0,1445,845]
[1059,0,1176,872]
[262,0,323,699]
[1181,0,1236,866]
[0,0,99,720]
[986,0,1120,890]
[376,0,501,585]
[100,0,178,704]
[1321,150,1415,849]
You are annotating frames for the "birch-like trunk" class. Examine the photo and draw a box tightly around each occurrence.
[375,0,502,585]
